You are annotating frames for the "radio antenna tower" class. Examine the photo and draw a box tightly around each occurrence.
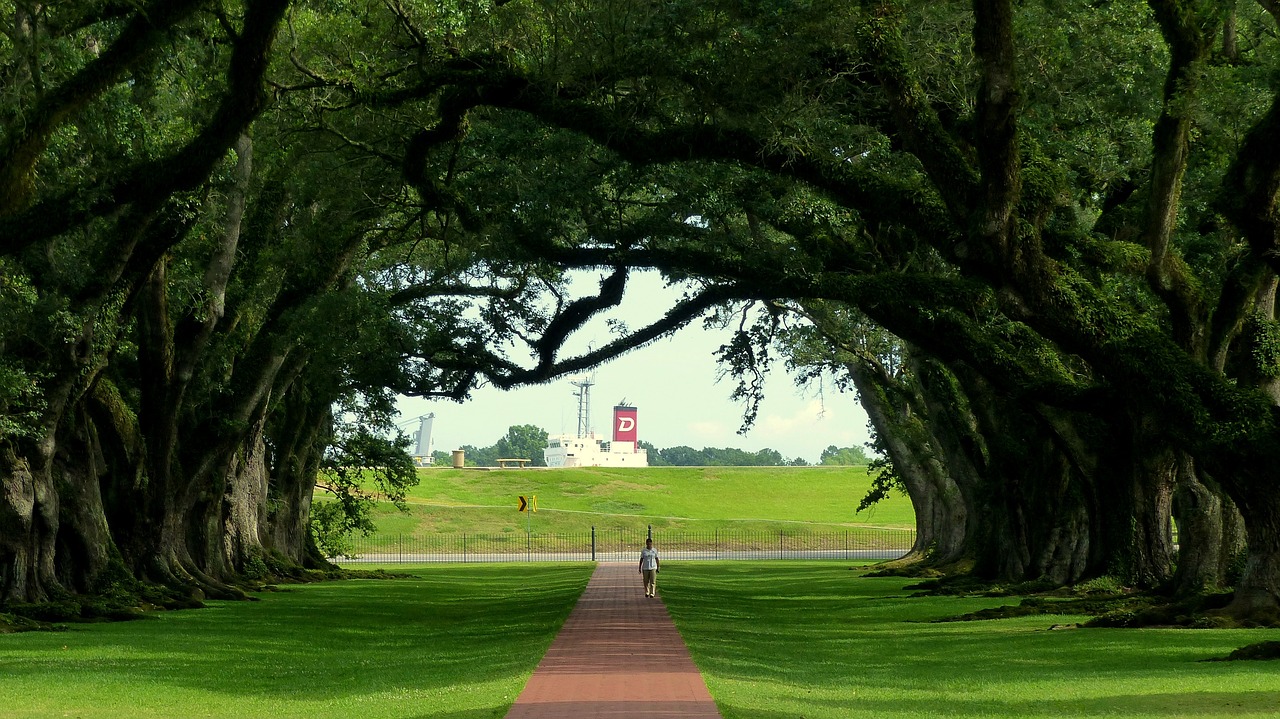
[571,375,595,438]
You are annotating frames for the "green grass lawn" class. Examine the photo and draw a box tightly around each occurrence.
[0,564,591,719]
[8,562,1278,718]
[366,465,914,537]
[659,562,1280,719]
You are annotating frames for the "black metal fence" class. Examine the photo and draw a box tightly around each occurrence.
[337,526,915,563]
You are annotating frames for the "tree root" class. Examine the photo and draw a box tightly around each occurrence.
[1205,641,1280,662]
[922,583,1263,628]
[0,562,416,630]
[865,555,976,580]
[0,611,68,633]
[870,556,1280,628]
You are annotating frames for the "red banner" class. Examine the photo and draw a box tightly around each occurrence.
[613,406,638,444]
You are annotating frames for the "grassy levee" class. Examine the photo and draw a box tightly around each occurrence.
[660,562,1280,719]
[364,465,913,545]
[0,565,591,719]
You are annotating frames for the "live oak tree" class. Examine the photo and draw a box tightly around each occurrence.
[777,300,1155,586]
[777,307,977,573]
[0,0,296,603]
[494,424,551,466]
[0,0,744,605]
[818,446,871,466]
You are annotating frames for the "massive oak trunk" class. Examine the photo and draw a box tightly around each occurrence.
[0,318,108,602]
[945,365,1100,585]
[266,391,333,567]
[0,446,57,603]
[844,354,969,568]
[222,418,271,575]
[1172,457,1245,596]
[1213,460,1280,620]
[1229,515,1280,621]
[52,405,117,594]
[1102,417,1175,588]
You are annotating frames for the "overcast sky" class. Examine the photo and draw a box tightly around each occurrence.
[394,271,872,463]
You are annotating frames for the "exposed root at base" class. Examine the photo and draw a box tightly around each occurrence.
[1204,641,1280,662]
[0,566,415,632]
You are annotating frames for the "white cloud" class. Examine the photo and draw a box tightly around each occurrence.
[686,420,730,440]
[757,398,831,434]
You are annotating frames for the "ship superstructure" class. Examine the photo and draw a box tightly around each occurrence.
[543,379,648,467]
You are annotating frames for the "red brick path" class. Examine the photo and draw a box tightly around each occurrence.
[504,562,723,719]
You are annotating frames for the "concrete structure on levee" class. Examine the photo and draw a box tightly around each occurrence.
[543,377,648,467]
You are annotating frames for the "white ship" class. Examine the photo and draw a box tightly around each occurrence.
[543,378,648,467]
[543,431,648,467]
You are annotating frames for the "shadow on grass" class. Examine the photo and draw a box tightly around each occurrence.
[717,690,1280,718]
[661,562,1280,719]
[0,564,592,712]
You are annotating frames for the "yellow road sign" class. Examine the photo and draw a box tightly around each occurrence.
[518,496,528,512]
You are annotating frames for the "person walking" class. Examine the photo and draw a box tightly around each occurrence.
[639,538,660,598]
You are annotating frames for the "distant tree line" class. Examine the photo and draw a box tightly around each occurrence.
[645,442,870,467]
[428,427,869,468]
[643,443,799,467]
[429,424,552,467]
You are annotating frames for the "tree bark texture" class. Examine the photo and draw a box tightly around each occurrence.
[946,365,1099,585]
[0,447,56,603]
[51,405,117,594]
[843,355,970,568]
[222,419,271,575]
[266,393,332,566]
[1172,456,1229,595]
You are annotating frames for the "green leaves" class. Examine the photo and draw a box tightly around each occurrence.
[493,424,550,465]
[311,391,421,555]
[1244,311,1280,379]
[0,261,46,440]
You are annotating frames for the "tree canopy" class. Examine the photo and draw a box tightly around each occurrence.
[819,445,871,466]
[5,0,1280,624]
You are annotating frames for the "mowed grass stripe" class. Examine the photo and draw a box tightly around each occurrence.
[8,562,1276,718]
[659,562,1280,719]
[0,564,592,719]
[367,465,913,536]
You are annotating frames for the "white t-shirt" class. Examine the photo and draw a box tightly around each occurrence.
[640,547,659,571]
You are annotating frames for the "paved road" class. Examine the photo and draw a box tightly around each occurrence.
[504,562,722,719]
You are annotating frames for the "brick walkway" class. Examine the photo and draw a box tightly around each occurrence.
[504,562,723,719]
